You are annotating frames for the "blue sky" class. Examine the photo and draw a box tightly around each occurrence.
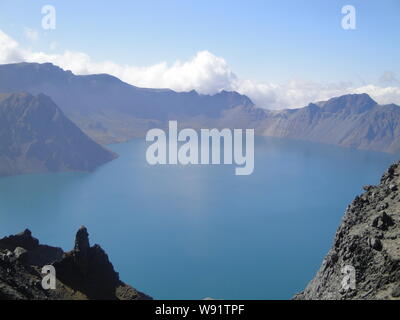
[0,0,399,108]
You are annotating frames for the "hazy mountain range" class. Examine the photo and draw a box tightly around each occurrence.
[258,93,400,153]
[0,62,253,144]
[0,62,399,176]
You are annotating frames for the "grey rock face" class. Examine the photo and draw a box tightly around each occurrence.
[13,247,27,259]
[295,162,400,300]
[260,94,400,154]
[0,92,117,177]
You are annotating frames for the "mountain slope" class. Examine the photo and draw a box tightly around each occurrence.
[0,92,116,177]
[0,62,254,144]
[259,94,400,153]
[0,63,399,154]
[295,161,400,300]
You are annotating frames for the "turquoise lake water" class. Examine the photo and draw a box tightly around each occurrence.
[0,137,397,299]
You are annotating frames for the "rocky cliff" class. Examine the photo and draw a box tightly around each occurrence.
[295,161,400,300]
[0,92,117,177]
[0,227,151,300]
[260,94,400,154]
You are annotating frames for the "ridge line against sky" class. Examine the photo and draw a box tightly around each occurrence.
[0,0,399,109]
[0,29,399,110]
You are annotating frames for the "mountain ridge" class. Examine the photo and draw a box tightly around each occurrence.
[259,94,400,153]
[0,62,254,144]
[0,62,399,154]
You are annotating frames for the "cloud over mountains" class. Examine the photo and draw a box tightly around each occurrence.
[1,29,399,110]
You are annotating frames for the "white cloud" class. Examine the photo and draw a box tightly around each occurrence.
[0,29,400,109]
[232,79,356,109]
[23,28,38,42]
[353,85,400,106]
[0,30,22,62]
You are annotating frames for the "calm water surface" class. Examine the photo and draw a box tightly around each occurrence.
[0,137,396,299]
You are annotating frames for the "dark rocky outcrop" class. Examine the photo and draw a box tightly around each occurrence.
[53,226,132,300]
[295,161,400,300]
[0,227,151,300]
[0,92,117,177]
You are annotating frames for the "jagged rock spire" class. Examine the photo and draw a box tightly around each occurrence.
[74,226,90,254]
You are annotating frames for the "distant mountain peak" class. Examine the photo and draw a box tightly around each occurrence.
[9,61,68,73]
[329,92,375,102]
[320,93,377,114]
[0,92,117,177]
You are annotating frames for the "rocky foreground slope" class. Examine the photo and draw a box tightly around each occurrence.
[0,227,151,300]
[295,161,400,300]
